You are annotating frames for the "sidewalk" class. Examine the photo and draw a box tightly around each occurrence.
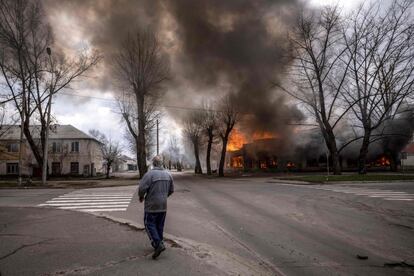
[0,207,223,276]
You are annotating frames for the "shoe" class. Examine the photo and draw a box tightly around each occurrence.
[152,242,166,260]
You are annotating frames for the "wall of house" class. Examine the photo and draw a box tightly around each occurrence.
[402,154,414,169]
[114,161,128,172]
[0,141,32,176]
[48,139,104,176]
[0,139,104,177]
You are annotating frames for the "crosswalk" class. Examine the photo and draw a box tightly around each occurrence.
[317,186,414,202]
[38,190,135,213]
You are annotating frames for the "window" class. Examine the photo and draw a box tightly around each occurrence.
[70,162,79,174]
[52,142,61,153]
[7,143,19,152]
[83,164,90,176]
[71,141,79,152]
[6,163,19,174]
[52,162,61,175]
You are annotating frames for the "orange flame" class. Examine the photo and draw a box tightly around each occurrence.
[231,156,244,168]
[227,129,247,151]
[286,162,296,168]
[227,129,278,151]
[376,156,391,167]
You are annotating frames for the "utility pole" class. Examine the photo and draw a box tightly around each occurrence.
[156,119,159,155]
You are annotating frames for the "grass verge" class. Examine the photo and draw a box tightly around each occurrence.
[276,174,414,183]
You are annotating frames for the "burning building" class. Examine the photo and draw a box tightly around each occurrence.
[225,129,301,171]
[225,124,414,172]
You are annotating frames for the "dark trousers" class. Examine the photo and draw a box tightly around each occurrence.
[144,211,166,249]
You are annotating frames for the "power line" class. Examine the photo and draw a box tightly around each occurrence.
[57,91,300,118]
[4,90,308,122]
[58,91,219,112]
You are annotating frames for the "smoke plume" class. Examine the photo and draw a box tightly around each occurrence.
[44,0,303,139]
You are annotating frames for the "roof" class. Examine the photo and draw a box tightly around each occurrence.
[119,154,136,161]
[402,142,414,154]
[116,155,137,165]
[0,125,99,142]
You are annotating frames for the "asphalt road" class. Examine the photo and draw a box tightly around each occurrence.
[0,207,224,276]
[1,173,413,275]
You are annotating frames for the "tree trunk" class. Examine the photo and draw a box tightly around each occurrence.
[23,120,43,171]
[332,152,341,175]
[42,101,52,185]
[137,97,147,179]
[193,141,202,174]
[136,150,141,176]
[206,131,213,175]
[316,112,341,175]
[389,153,398,172]
[324,131,342,175]
[218,136,228,177]
[358,129,371,174]
[106,163,111,179]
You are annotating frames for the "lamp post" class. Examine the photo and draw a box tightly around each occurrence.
[156,119,159,155]
[17,92,25,186]
[42,47,53,185]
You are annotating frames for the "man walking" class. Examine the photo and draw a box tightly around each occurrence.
[138,156,174,259]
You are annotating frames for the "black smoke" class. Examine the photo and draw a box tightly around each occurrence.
[44,0,303,139]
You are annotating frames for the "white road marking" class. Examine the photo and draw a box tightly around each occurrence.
[384,198,413,201]
[78,208,127,212]
[318,186,414,202]
[58,194,132,197]
[58,205,129,209]
[38,190,135,213]
[39,202,131,206]
[359,194,412,196]
[56,196,132,199]
[45,199,132,203]
[355,192,408,194]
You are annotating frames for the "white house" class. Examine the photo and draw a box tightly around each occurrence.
[401,137,414,170]
[0,125,104,177]
[113,155,137,172]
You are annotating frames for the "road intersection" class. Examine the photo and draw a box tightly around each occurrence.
[1,173,413,275]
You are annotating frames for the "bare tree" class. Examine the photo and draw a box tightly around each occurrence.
[89,129,122,179]
[218,95,239,177]
[0,0,100,184]
[0,104,19,162]
[183,110,204,174]
[278,6,351,175]
[0,103,15,138]
[201,100,218,175]
[167,135,181,171]
[114,29,169,178]
[0,105,5,137]
[342,0,414,174]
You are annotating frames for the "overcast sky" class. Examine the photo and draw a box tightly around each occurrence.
[48,0,365,158]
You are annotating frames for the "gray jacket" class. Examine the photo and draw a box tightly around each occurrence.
[138,167,174,213]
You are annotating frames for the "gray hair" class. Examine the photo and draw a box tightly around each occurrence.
[152,155,163,167]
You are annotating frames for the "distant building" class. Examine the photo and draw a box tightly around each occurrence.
[401,137,414,169]
[113,155,137,172]
[0,125,104,177]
